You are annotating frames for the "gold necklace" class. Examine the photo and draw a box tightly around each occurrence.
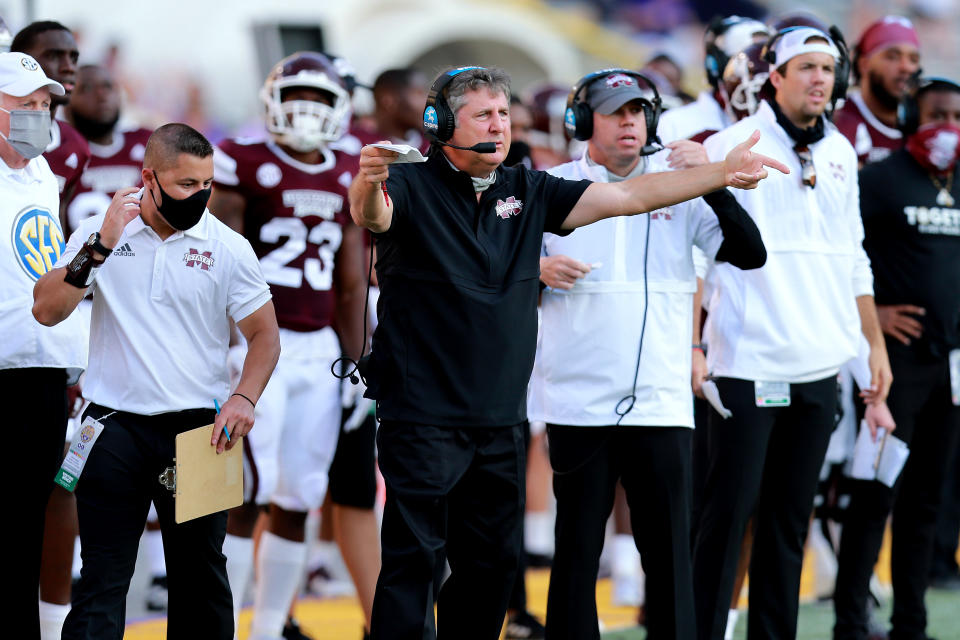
[930,172,955,207]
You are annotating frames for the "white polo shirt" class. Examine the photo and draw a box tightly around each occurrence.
[56,210,272,415]
[1,154,87,373]
[528,151,725,428]
[702,100,873,383]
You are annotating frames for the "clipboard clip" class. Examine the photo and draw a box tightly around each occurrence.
[159,466,176,491]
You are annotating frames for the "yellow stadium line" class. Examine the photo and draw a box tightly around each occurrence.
[126,527,959,638]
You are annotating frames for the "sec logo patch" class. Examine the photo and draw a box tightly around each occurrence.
[12,206,65,281]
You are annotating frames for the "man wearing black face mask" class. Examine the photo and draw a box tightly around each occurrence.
[833,77,960,640]
[63,64,153,238]
[32,123,281,639]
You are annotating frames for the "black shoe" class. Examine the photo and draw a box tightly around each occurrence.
[283,618,314,640]
[525,552,553,568]
[145,575,168,612]
[930,572,960,591]
[505,610,546,640]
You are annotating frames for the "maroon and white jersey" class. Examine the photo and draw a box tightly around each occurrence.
[44,120,91,199]
[66,127,153,236]
[834,92,903,166]
[213,138,358,332]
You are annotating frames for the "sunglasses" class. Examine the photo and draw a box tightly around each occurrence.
[795,145,816,188]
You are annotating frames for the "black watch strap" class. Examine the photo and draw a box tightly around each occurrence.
[90,233,113,258]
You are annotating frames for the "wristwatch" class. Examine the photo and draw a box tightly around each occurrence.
[86,232,114,258]
[64,233,110,288]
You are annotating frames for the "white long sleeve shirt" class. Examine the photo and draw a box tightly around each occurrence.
[528,151,725,427]
[702,100,873,383]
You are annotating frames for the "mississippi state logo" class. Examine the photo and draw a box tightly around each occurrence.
[12,206,64,281]
[605,73,635,88]
[183,248,214,270]
[829,162,847,182]
[423,106,439,132]
[495,196,523,219]
[650,207,673,221]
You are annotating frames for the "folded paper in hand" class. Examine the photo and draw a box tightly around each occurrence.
[370,143,426,164]
[850,421,909,488]
[701,380,732,419]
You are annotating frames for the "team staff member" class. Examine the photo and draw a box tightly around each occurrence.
[1,51,86,639]
[350,65,787,640]
[692,28,891,640]
[834,16,921,166]
[529,69,766,640]
[11,23,94,637]
[32,123,280,639]
[833,77,960,640]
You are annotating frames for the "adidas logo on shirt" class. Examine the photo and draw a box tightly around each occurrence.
[113,242,135,257]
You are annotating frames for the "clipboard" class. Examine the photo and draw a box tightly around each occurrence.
[169,423,243,523]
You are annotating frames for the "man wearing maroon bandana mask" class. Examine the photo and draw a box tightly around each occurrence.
[833,77,960,640]
[834,16,921,166]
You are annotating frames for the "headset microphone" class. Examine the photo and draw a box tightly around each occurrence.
[433,139,498,153]
[640,140,664,156]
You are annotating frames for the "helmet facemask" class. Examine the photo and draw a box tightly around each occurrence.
[261,72,350,152]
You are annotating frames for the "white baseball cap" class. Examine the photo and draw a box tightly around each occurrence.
[769,27,840,67]
[0,52,65,97]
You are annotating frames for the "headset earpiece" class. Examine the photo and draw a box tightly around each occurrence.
[423,66,486,142]
[896,72,928,135]
[565,69,663,147]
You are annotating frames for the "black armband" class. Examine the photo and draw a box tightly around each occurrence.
[63,245,105,289]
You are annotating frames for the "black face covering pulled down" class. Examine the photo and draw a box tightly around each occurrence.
[768,98,826,146]
[150,170,211,230]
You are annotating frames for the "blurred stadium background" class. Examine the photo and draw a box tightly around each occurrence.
[4,0,958,637]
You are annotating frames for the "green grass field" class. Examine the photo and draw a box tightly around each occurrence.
[602,588,960,639]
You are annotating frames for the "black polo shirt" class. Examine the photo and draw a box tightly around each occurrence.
[366,151,591,426]
[861,149,960,360]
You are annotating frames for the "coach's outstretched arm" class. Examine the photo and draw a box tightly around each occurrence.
[562,130,789,230]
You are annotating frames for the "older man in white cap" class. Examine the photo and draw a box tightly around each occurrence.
[690,27,891,640]
[0,50,86,637]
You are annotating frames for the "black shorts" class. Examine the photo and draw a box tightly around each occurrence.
[328,411,378,509]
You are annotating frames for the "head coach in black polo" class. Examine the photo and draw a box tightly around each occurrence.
[348,65,788,640]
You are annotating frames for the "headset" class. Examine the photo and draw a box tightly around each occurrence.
[704,15,756,89]
[563,69,662,155]
[421,66,498,153]
[761,26,851,106]
[897,75,960,135]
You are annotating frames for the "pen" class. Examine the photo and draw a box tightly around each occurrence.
[214,398,230,441]
[873,428,887,472]
[381,182,390,206]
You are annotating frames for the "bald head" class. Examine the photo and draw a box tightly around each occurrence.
[143,122,212,172]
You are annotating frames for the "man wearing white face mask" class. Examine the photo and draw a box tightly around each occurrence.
[0,51,86,638]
